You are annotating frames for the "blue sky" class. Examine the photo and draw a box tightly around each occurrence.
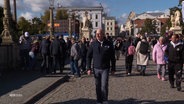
[103,0,178,16]
[0,0,180,24]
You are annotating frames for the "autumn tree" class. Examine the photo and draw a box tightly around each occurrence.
[55,9,68,20]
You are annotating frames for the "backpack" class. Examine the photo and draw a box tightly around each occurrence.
[128,44,135,55]
[139,41,149,55]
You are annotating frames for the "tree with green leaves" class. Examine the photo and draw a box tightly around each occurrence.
[41,10,50,25]
[55,9,68,20]
[140,18,157,35]
[17,16,31,35]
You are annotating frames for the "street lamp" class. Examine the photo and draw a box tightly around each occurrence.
[49,0,55,37]
[68,9,72,38]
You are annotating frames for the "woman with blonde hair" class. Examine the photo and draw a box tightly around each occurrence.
[152,36,167,81]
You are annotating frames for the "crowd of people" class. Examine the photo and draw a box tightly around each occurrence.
[18,29,184,104]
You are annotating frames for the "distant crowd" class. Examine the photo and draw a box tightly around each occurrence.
[18,31,184,92]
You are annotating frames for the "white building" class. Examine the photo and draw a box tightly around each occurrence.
[131,12,170,35]
[104,17,116,36]
[59,6,103,37]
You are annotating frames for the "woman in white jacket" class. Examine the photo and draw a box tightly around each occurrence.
[136,36,150,76]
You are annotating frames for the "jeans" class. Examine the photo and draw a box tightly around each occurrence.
[94,68,109,103]
[70,59,81,77]
[157,64,166,78]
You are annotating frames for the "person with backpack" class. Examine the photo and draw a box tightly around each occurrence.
[136,35,150,76]
[125,37,135,76]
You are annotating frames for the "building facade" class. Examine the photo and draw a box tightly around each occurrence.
[104,17,116,36]
[59,6,103,37]
[47,19,79,36]
[132,12,169,35]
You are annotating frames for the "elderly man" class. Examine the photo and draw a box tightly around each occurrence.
[165,34,184,91]
[87,28,116,104]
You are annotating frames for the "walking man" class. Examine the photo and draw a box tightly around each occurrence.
[87,28,116,104]
[165,34,184,91]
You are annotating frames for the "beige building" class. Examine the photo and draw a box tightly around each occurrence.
[132,12,169,35]
[104,17,116,36]
[125,11,136,36]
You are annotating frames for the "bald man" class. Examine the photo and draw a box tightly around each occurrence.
[87,28,116,104]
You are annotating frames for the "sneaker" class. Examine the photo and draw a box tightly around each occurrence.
[127,73,131,76]
[161,77,166,81]
[157,74,161,79]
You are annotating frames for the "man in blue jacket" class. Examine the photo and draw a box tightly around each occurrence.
[87,28,116,104]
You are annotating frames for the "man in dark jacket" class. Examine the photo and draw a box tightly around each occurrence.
[40,35,51,73]
[87,28,116,104]
[59,35,67,71]
[79,37,88,73]
[165,34,184,91]
[50,36,62,73]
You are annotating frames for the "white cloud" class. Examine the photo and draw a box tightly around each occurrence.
[0,0,107,20]
[20,12,34,20]
[121,13,128,18]
[146,9,170,14]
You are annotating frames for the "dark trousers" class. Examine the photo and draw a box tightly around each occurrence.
[41,54,50,73]
[52,55,62,73]
[125,55,133,74]
[80,55,86,72]
[168,63,183,88]
[94,68,109,103]
[20,49,29,70]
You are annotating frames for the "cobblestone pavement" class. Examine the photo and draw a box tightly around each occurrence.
[36,55,184,104]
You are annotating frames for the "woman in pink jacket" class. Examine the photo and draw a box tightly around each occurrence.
[152,36,167,81]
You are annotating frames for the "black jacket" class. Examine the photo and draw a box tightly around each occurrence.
[87,39,116,71]
[50,38,62,55]
[165,41,184,64]
[40,39,50,55]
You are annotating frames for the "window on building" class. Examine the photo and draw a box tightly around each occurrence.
[96,14,98,19]
[96,22,98,27]
[111,22,112,25]
[107,22,109,25]
[111,27,112,30]
[107,27,109,30]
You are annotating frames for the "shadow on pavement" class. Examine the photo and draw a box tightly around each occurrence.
[50,98,184,104]
[0,70,44,96]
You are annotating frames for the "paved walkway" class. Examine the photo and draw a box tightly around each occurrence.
[1,55,184,104]
[35,56,184,104]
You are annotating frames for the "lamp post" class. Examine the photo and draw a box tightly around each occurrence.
[49,0,55,37]
[68,9,72,38]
